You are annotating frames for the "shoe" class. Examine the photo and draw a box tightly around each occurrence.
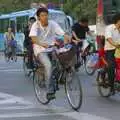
[47,93,56,100]
[75,63,81,72]
[110,90,115,95]
[59,79,65,85]
[114,81,120,90]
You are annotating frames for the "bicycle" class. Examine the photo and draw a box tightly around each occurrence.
[23,49,34,79]
[33,46,82,111]
[84,37,97,75]
[96,66,120,97]
[4,45,17,62]
[76,37,97,75]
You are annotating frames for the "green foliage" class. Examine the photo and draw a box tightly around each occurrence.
[63,0,97,24]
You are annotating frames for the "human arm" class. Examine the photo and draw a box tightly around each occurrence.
[105,26,120,48]
[12,32,15,40]
[72,24,80,41]
[30,36,49,48]
[29,22,49,48]
[53,21,71,44]
[72,31,80,41]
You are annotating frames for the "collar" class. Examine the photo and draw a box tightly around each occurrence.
[37,20,49,30]
[112,24,119,31]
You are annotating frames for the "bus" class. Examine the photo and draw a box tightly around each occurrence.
[0,8,71,54]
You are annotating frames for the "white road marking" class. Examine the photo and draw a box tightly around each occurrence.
[0,93,111,120]
[0,112,111,120]
[0,92,32,105]
[0,69,23,72]
[0,106,36,110]
[62,112,111,120]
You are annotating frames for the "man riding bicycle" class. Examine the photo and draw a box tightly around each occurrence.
[29,7,70,100]
[4,27,16,60]
[104,13,120,93]
[24,17,36,68]
[72,18,91,70]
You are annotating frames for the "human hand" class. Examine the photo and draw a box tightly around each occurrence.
[42,43,49,48]
[115,44,120,48]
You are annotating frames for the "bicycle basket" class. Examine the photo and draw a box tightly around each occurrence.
[57,46,76,67]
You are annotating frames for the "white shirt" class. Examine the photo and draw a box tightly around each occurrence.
[29,20,65,45]
[105,24,120,50]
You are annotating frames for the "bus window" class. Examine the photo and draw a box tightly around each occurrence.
[0,19,9,33]
[49,13,67,31]
[103,0,120,25]
[9,20,16,34]
[16,16,28,32]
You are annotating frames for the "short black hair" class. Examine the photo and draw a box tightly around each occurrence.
[36,7,48,17]
[112,13,120,24]
[80,17,88,23]
[29,17,36,22]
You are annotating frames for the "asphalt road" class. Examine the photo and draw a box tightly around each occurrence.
[0,55,120,120]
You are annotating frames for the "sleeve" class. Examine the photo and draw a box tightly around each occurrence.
[52,21,65,36]
[29,22,38,37]
[105,26,112,39]
[12,33,15,40]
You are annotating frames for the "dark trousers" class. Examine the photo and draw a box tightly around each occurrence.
[105,50,115,90]
[76,42,83,64]
[26,44,34,68]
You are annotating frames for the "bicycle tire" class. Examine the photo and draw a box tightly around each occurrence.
[97,71,111,97]
[65,70,82,111]
[84,53,96,76]
[33,68,50,105]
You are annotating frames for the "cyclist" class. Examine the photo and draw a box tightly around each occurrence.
[72,17,91,70]
[24,17,36,68]
[104,13,120,93]
[4,27,16,60]
[29,7,70,100]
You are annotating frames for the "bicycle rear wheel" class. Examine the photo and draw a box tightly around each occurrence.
[84,53,96,75]
[11,47,17,62]
[33,67,50,105]
[4,51,9,62]
[23,55,30,77]
[65,69,82,111]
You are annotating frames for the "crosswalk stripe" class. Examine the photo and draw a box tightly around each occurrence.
[0,112,111,120]
[62,112,111,120]
[0,92,32,105]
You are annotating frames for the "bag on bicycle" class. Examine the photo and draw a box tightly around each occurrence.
[9,40,17,47]
[57,45,76,67]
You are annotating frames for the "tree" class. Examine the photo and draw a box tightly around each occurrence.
[0,0,97,24]
[63,0,97,24]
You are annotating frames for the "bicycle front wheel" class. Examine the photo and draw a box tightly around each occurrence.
[65,70,82,111]
[33,67,50,105]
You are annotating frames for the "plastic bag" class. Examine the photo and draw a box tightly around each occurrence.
[9,40,17,47]
[82,40,89,51]
[86,54,99,68]
[115,58,120,81]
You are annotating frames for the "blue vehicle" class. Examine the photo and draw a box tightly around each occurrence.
[0,8,71,54]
